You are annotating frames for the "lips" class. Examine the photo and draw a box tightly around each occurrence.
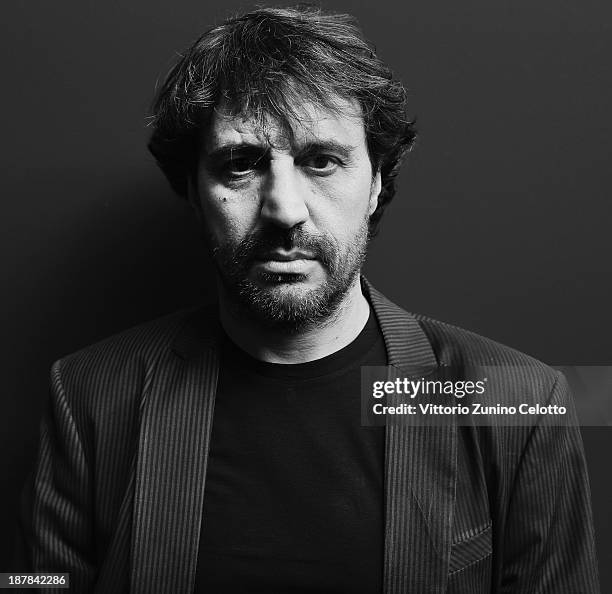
[256,250,316,262]
[252,250,318,276]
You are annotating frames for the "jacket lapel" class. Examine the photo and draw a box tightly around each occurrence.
[364,279,458,594]
[130,307,221,594]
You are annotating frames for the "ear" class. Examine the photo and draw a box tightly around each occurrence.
[368,170,382,217]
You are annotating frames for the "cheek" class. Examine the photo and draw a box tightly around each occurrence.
[205,202,238,241]
[315,171,374,225]
[200,191,258,244]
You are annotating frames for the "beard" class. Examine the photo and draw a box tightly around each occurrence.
[210,219,370,331]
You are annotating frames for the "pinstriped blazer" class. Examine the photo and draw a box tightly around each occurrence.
[20,278,599,593]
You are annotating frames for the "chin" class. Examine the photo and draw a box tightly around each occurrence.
[251,273,323,299]
[255,280,321,309]
[236,277,341,330]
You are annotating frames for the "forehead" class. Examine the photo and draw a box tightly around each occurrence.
[202,97,367,152]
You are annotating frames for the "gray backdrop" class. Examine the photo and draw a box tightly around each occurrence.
[2,0,610,587]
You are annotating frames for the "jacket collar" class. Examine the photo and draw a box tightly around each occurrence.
[361,276,438,371]
[130,277,456,594]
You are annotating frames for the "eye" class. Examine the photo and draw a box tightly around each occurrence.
[301,154,339,174]
[225,157,257,176]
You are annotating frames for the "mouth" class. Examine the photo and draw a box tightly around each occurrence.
[255,249,316,262]
[253,250,318,276]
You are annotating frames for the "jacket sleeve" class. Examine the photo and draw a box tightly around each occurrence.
[501,371,600,593]
[19,359,96,592]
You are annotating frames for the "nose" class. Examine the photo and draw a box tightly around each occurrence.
[259,159,310,228]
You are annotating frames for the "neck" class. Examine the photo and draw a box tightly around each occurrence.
[218,277,371,363]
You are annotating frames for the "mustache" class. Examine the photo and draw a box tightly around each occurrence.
[219,227,338,270]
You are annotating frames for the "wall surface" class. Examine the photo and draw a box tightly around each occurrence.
[2,0,610,587]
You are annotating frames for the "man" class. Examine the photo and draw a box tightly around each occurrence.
[19,6,599,593]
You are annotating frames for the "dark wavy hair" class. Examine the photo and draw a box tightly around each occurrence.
[148,5,416,234]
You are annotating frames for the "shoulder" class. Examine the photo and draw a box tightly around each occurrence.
[52,303,218,411]
[365,279,560,395]
[414,313,547,369]
[414,313,563,401]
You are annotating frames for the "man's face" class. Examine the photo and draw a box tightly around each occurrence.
[192,98,381,329]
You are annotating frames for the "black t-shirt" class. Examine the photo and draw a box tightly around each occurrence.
[194,309,387,593]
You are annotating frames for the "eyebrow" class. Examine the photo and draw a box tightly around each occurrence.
[204,139,358,161]
[297,140,357,160]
